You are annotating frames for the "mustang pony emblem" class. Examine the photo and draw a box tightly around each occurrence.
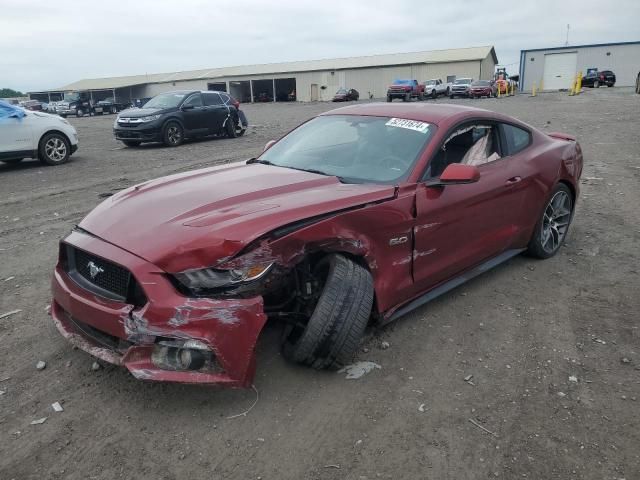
[87,261,104,279]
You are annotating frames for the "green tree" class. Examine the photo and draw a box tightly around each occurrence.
[0,88,26,98]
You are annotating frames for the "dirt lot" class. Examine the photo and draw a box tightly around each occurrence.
[1,89,639,480]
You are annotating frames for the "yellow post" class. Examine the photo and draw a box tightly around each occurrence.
[539,79,544,91]
[497,83,501,98]
[576,71,582,93]
[510,82,515,96]
[569,79,575,96]
[532,81,537,97]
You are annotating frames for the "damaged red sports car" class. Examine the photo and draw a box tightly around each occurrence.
[50,104,583,387]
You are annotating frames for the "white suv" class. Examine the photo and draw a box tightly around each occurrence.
[0,106,79,166]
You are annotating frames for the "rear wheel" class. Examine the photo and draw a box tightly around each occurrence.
[282,254,374,369]
[225,115,237,138]
[526,184,574,259]
[39,133,70,165]
[431,89,437,99]
[449,94,454,99]
[121,140,141,147]
[162,121,183,147]
[76,108,84,117]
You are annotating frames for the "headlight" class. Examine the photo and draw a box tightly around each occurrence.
[174,263,273,290]
[139,114,161,122]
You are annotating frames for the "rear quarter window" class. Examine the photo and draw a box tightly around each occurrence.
[502,123,532,155]
[203,92,223,106]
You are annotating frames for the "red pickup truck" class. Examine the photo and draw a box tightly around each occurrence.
[386,79,425,102]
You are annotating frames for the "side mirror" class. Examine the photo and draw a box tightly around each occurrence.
[263,140,276,152]
[181,104,195,111]
[426,164,480,187]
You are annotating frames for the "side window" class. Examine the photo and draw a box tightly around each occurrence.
[203,92,223,106]
[502,124,531,155]
[183,94,203,107]
[423,124,502,179]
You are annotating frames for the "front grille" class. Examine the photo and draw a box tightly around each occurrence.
[65,312,132,353]
[64,244,146,306]
[74,248,130,298]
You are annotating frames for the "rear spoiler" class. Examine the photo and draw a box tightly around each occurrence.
[547,132,576,142]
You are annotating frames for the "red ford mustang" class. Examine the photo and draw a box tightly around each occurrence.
[50,104,583,387]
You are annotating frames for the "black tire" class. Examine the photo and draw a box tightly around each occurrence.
[38,133,70,166]
[593,80,599,88]
[111,106,117,114]
[449,94,454,99]
[162,121,184,147]
[404,93,410,102]
[121,140,141,147]
[225,115,237,138]
[76,108,84,117]
[386,96,392,102]
[526,183,574,259]
[446,87,450,96]
[1,159,23,164]
[431,89,437,99]
[282,254,374,370]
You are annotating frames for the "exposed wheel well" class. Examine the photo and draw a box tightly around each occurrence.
[558,179,576,202]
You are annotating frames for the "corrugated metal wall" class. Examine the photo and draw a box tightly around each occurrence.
[138,56,495,101]
[521,43,640,91]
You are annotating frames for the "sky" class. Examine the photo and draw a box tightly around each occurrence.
[2,0,639,92]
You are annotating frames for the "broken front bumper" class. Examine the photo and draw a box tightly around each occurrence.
[50,230,268,387]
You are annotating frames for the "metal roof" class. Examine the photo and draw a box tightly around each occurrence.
[40,46,497,92]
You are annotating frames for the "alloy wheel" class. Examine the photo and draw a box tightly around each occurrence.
[541,190,572,254]
[45,137,67,162]
[167,126,182,145]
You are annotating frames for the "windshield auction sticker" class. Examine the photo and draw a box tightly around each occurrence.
[385,118,430,133]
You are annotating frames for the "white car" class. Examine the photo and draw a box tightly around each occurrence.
[422,79,452,98]
[0,107,78,165]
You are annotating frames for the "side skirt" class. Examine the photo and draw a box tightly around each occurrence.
[385,248,525,324]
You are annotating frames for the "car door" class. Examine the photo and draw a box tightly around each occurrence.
[411,122,523,292]
[498,122,540,245]
[202,92,228,133]
[180,93,208,133]
[0,112,34,157]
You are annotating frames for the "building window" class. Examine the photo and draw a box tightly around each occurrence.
[530,57,535,61]
[606,52,611,56]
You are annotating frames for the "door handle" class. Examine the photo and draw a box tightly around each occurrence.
[506,176,522,185]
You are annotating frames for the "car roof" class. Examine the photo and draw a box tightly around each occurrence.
[321,103,495,125]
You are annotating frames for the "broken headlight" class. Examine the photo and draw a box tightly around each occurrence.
[174,264,273,290]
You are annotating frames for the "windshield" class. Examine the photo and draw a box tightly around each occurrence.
[454,79,472,85]
[336,89,347,94]
[63,93,80,102]
[143,93,185,109]
[472,81,490,86]
[424,80,436,86]
[393,80,413,85]
[258,115,434,184]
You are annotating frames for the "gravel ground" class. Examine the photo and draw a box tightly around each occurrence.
[1,89,639,480]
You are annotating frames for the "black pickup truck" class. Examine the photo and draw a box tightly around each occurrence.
[582,70,616,88]
[94,97,131,115]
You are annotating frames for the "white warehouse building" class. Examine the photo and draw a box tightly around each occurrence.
[30,46,497,104]
[519,41,640,92]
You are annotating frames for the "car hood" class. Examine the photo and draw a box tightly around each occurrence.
[79,163,396,272]
[118,107,170,117]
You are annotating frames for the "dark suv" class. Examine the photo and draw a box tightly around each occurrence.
[582,70,616,88]
[113,90,246,147]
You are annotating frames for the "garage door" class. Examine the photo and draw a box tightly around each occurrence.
[543,52,577,90]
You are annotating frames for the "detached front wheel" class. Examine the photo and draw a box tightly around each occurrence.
[282,254,374,369]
